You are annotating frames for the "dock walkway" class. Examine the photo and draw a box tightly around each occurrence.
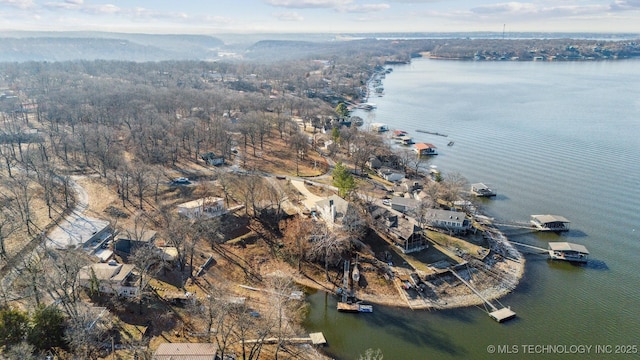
[449,268,516,323]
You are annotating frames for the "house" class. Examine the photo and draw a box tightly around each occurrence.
[315,195,353,229]
[153,343,219,360]
[78,261,139,298]
[177,197,225,219]
[390,196,420,214]
[367,154,401,170]
[414,143,438,156]
[201,152,225,166]
[424,209,471,234]
[386,215,428,254]
[114,229,157,254]
[378,167,405,183]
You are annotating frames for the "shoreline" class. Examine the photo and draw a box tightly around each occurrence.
[292,225,525,312]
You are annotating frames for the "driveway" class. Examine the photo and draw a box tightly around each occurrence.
[290,180,327,211]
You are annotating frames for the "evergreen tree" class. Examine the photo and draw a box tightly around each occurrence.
[27,306,67,352]
[332,161,356,198]
[0,308,29,350]
[335,102,349,118]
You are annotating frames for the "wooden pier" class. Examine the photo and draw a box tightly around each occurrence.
[244,332,327,346]
[449,268,516,323]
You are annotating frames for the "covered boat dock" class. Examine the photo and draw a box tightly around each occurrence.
[530,215,570,232]
[548,242,589,263]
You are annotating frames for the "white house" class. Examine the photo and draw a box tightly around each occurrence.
[177,197,225,219]
[424,209,471,234]
[78,262,139,298]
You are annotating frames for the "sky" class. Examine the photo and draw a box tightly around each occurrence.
[0,0,639,35]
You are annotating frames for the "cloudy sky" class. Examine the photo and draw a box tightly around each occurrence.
[1,0,638,34]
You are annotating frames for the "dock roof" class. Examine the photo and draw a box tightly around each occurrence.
[531,214,570,224]
[414,143,437,150]
[548,242,589,254]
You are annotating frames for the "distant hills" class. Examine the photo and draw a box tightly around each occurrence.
[0,31,638,63]
[0,32,224,62]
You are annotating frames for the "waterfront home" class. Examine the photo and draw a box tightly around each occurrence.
[177,197,225,219]
[78,261,139,298]
[387,216,429,254]
[530,214,570,232]
[414,143,438,156]
[424,209,472,234]
[378,167,405,183]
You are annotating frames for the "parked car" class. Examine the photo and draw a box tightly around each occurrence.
[173,177,190,184]
[382,199,391,206]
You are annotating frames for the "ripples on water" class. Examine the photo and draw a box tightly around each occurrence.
[305,59,640,360]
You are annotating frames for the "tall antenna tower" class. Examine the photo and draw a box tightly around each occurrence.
[502,24,506,39]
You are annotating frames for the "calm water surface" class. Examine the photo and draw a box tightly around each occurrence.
[303,59,640,360]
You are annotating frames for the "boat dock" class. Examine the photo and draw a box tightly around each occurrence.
[244,332,327,346]
[509,241,590,263]
[449,268,516,323]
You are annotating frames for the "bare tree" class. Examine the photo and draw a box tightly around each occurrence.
[130,242,160,314]
[0,198,20,259]
[307,224,351,282]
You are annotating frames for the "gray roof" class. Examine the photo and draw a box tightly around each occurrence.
[391,196,419,207]
[425,209,467,222]
[548,242,589,254]
[531,214,570,224]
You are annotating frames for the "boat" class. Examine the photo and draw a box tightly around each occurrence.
[548,242,589,263]
[358,304,373,313]
[531,215,570,232]
[416,129,448,137]
[470,183,497,197]
[447,141,455,146]
[352,264,360,283]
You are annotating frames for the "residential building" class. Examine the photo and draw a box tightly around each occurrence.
[78,262,139,298]
[390,196,420,214]
[177,197,225,219]
[315,195,352,229]
[424,209,471,234]
[114,229,157,254]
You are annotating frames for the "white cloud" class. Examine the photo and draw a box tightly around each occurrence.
[0,0,35,9]
[264,0,351,8]
[343,3,390,12]
[274,11,305,21]
[65,0,83,4]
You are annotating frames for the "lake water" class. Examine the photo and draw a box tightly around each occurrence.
[303,58,640,359]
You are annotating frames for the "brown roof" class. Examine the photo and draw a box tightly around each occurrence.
[414,143,437,150]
